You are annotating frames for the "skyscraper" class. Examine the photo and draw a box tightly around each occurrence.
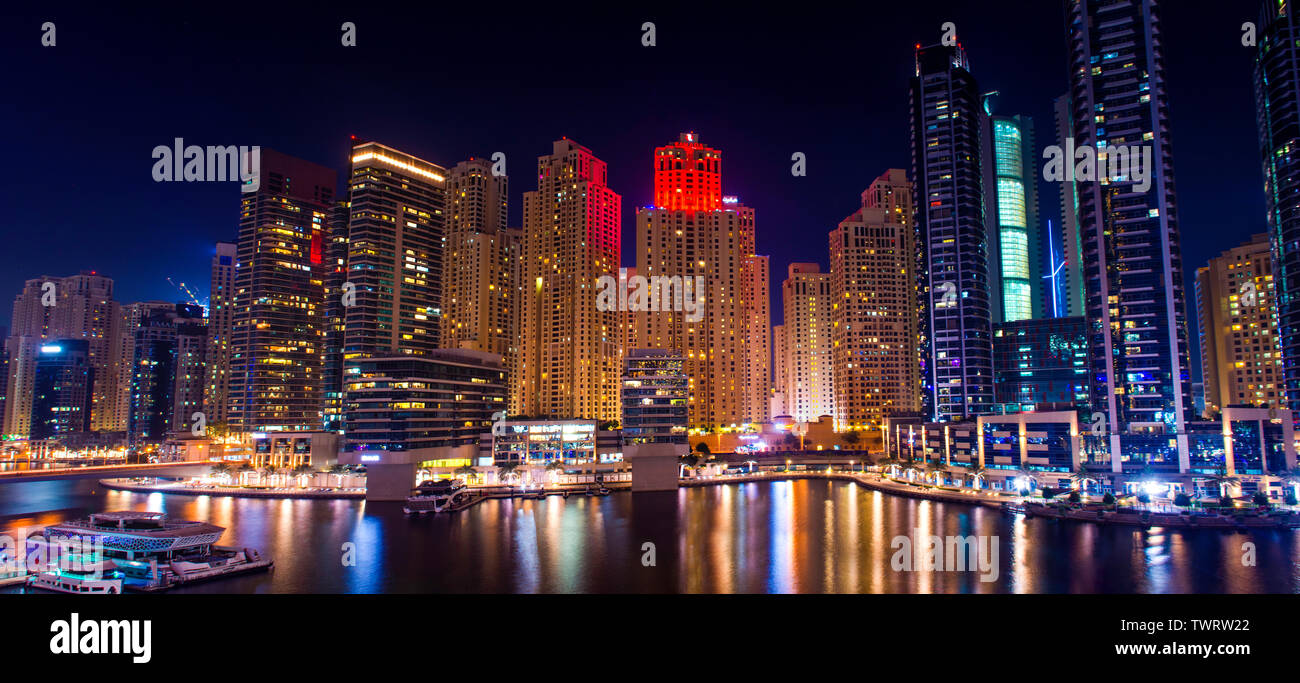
[228,149,335,433]
[829,169,921,431]
[205,241,236,427]
[1053,93,1086,318]
[634,133,770,428]
[343,142,449,363]
[322,198,351,433]
[3,273,121,438]
[517,139,622,421]
[1195,234,1282,417]
[129,303,206,445]
[443,158,522,367]
[1254,0,1300,414]
[1065,0,1192,469]
[909,41,995,422]
[981,96,1043,322]
[30,339,93,441]
[777,263,833,423]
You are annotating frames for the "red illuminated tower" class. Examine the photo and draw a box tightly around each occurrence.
[653,132,722,211]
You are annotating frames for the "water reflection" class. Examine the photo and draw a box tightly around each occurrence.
[2,478,1299,593]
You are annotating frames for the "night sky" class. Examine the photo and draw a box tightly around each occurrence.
[0,1,1261,382]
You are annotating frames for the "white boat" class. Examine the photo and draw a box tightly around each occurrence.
[26,558,124,594]
[404,479,469,514]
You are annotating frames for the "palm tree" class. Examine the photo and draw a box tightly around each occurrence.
[260,464,278,486]
[924,461,947,486]
[1206,467,1240,499]
[455,464,477,481]
[1070,466,1098,495]
[209,461,231,479]
[841,430,861,448]
[497,462,520,485]
[876,455,900,477]
[964,464,987,489]
[1015,466,1038,494]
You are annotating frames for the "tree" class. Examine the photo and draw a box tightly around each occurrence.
[598,420,620,431]
[455,464,478,481]
[924,461,946,485]
[1070,466,1098,494]
[1102,492,1116,505]
[1173,492,1192,508]
[1067,491,1081,503]
[498,462,520,484]
[1253,491,1271,507]
[782,432,799,450]
[964,465,987,489]
[1207,468,1240,499]
[841,430,861,447]
[1041,487,1057,499]
[1015,466,1038,494]
[695,441,711,455]
[209,461,232,477]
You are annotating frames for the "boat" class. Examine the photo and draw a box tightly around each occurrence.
[24,511,272,593]
[0,547,30,588]
[404,479,470,514]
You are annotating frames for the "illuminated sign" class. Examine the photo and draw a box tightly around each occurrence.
[39,345,62,353]
[360,454,381,463]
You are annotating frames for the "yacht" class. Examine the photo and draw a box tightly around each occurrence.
[404,479,470,514]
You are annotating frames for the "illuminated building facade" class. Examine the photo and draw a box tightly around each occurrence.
[992,316,1089,414]
[829,169,921,430]
[621,349,688,445]
[517,139,622,421]
[771,324,788,417]
[486,419,622,466]
[777,263,833,423]
[910,42,996,422]
[30,339,94,441]
[321,199,350,433]
[443,158,522,376]
[342,348,505,453]
[981,98,1043,322]
[228,149,335,432]
[1066,0,1193,470]
[634,133,771,428]
[1195,234,1282,417]
[205,241,236,426]
[1254,0,1300,414]
[3,273,121,438]
[343,142,448,361]
[129,303,207,445]
[1053,93,1086,318]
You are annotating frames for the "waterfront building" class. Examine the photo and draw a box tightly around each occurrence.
[992,316,1089,414]
[981,96,1043,322]
[443,158,522,381]
[1255,0,1300,414]
[3,273,122,438]
[1065,0,1194,470]
[771,324,788,417]
[30,339,94,441]
[1052,93,1086,318]
[128,303,207,446]
[321,200,351,433]
[634,133,770,428]
[829,169,921,431]
[1195,234,1282,418]
[342,348,505,454]
[343,141,449,362]
[205,242,236,427]
[517,139,622,422]
[621,349,688,445]
[483,418,623,467]
[228,149,336,433]
[909,41,995,422]
[777,263,833,423]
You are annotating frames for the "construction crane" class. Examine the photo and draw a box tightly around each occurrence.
[167,278,207,309]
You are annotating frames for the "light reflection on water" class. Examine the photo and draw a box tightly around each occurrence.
[2,478,1299,593]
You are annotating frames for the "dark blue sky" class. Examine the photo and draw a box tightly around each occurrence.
[0,1,1261,381]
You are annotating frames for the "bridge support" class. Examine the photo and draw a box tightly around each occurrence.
[624,443,683,492]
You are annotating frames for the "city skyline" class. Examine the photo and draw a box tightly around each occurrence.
[0,2,1261,388]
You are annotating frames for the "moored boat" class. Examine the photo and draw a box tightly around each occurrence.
[404,479,469,514]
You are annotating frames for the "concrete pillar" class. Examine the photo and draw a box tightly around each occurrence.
[624,443,682,492]
[363,462,418,501]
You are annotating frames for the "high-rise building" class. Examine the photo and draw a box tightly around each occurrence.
[777,263,833,423]
[771,324,788,417]
[621,349,688,445]
[443,158,522,368]
[1066,0,1193,470]
[117,301,174,437]
[228,149,335,433]
[205,242,236,427]
[829,169,921,431]
[1254,0,1300,415]
[1195,234,1282,417]
[992,316,1090,414]
[517,139,622,422]
[3,273,121,438]
[129,303,206,445]
[343,142,448,364]
[322,199,351,433]
[1053,93,1086,318]
[634,133,770,428]
[30,339,94,441]
[909,42,995,421]
[981,96,1043,322]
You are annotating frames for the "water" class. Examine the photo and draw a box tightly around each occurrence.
[2,477,1298,593]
